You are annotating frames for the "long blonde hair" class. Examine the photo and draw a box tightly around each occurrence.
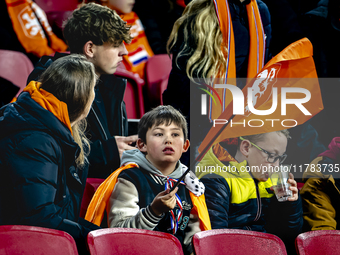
[39,54,97,168]
[167,0,227,82]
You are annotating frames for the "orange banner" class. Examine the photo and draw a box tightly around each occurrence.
[198,38,324,156]
[5,0,67,57]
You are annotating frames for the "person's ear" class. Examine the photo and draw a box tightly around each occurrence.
[239,139,251,157]
[182,139,190,152]
[137,138,147,152]
[83,41,95,58]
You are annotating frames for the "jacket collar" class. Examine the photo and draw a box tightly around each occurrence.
[24,81,72,134]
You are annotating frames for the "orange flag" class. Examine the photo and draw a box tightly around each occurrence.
[5,0,68,58]
[210,0,266,120]
[198,38,323,157]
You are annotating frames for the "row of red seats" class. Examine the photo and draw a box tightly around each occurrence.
[0,224,338,255]
[0,49,172,119]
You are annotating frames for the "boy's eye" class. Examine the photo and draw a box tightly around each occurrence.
[155,133,163,136]
[172,133,180,137]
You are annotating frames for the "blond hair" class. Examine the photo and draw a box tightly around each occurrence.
[39,55,97,167]
[167,0,227,83]
[240,130,291,147]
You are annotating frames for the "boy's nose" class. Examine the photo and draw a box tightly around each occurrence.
[164,136,172,144]
[120,43,128,56]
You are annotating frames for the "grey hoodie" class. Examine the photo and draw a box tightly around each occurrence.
[121,149,204,196]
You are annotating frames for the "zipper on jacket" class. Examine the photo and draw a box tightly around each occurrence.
[121,79,127,135]
[253,180,262,222]
[91,108,108,140]
[121,102,125,135]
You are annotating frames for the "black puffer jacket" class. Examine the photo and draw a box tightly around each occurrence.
[0,92,100,254]
[27,53,128,179]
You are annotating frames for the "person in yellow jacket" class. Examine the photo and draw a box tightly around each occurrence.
[85,105,210,255]
[300,137,340,231]
[196,131,303,255]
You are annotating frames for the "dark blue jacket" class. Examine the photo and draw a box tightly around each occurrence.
[0,92,100,254]
[27,52,128,179]
[118,167,194,255]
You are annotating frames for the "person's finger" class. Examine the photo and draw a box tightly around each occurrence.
[123,144,137,151]
[288,172,295,180]
[159,188,171,196]
[169,187,178,196]
[287,196,298,201]
[287,178,297,187]
[289,186,298,193]
[124,135,138,143]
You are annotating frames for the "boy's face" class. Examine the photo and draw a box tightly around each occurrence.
[90,41,128,75]
[108,0,135,14]
[138,123,190,173]
[245,132,287,182]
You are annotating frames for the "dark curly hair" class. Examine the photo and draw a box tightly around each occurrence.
[63,3,131,54]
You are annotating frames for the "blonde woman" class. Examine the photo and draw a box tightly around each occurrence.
[162,0,272,165]
[0,55,100,254]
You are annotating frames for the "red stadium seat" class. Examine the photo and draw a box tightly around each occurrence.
[87,228,184,255]
[80,178,105,219]
[295,230,340,255]
[0,50,34,97]
[116,66,145,119]
[0,225,78,255]
[297,182,304,191]
[193,229,287,255]
[145,54,172,106]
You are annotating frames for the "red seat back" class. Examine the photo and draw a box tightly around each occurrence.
[296,230,340,255]
[80,178,105,219]
[0,225,78,255]
[145,54,172,106]
[87,228,184,255]
[193,229,287,255]
[0,50,34,97]
[116,66,145,119]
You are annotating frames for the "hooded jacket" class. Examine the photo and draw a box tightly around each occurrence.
[0,81,100,254]
[27,52,128,179]
[197,143,303,253]
[107,149,209,255]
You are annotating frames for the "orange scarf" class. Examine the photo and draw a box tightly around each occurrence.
[5,0,68,58]
[85,163,211,231]
[121,12,154,80]
[210,0,266,120]
[24,81,72,134]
